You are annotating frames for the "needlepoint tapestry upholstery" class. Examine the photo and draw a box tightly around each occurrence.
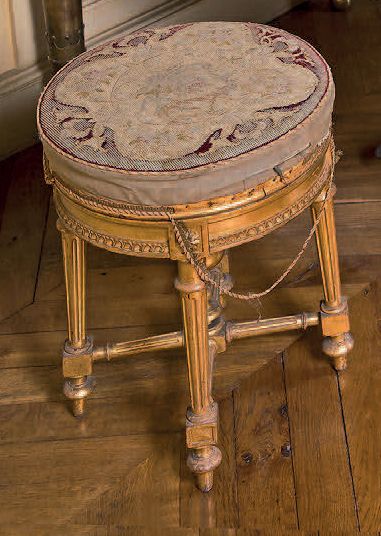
[38,22,334,205]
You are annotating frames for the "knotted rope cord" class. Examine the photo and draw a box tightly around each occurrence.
[167,144,339,302]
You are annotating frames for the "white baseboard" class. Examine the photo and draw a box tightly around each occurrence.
[0,0,302,159]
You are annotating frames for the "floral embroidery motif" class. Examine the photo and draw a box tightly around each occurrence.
[38,22,331,172]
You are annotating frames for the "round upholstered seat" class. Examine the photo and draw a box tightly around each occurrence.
[38,22,334,206]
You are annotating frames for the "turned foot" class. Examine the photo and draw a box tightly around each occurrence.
[187,445,222,492]
[322,332,354,371]
[185,402,221,492]
[332,0,351,11]
[196,472,213,493]
[63,375,96,417]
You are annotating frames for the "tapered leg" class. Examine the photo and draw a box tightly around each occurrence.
[175,260,222,492]
[58,221,95,416]
[311,188,354,371]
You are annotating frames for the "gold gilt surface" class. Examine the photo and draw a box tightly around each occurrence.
[47,137,333,260]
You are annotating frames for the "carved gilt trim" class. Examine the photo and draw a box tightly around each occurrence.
[55,200,169,257]
[209,166,330,251]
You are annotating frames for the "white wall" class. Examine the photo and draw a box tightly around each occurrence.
[0,0,302,159]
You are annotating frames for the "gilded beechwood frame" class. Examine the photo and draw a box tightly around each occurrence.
[43,135,353,493]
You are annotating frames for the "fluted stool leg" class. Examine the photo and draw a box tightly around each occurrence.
[58,222,95,416]
[175,260,222,492]
[311,187,354,371]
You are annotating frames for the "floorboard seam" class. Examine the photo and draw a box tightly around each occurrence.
[32,191,51,304]
[0,430,183,448]
[281,350,300,530]
[335,199,381,205]
[231,386,241,529]
[336,372,361,532]
[0,322,182,337]
[0,363,57,371]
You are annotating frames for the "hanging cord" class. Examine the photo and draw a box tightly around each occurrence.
[167,144,340,302]
[44,144,339,305]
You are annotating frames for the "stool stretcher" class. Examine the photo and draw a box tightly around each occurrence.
[89,312,320,363]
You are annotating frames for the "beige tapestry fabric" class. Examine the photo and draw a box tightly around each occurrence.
[38,22,334,206]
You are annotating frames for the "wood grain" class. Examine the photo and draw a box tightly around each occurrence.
[283,329,358,531]
[180,396,239,528]
[338,282,381,531]
[0,434,180,527]
[0,145,49,321]
[234,355,297,529]
[0,527,198,536]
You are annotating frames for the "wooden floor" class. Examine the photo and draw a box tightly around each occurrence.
[1,1,381,534]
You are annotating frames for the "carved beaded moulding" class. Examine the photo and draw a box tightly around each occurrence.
[55,198,170,257]
[209,160,331,250]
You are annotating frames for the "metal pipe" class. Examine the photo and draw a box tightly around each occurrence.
[226,312,320,342]
[42,0,85,72]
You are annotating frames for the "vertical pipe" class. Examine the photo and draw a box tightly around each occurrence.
[42,0,85,72]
